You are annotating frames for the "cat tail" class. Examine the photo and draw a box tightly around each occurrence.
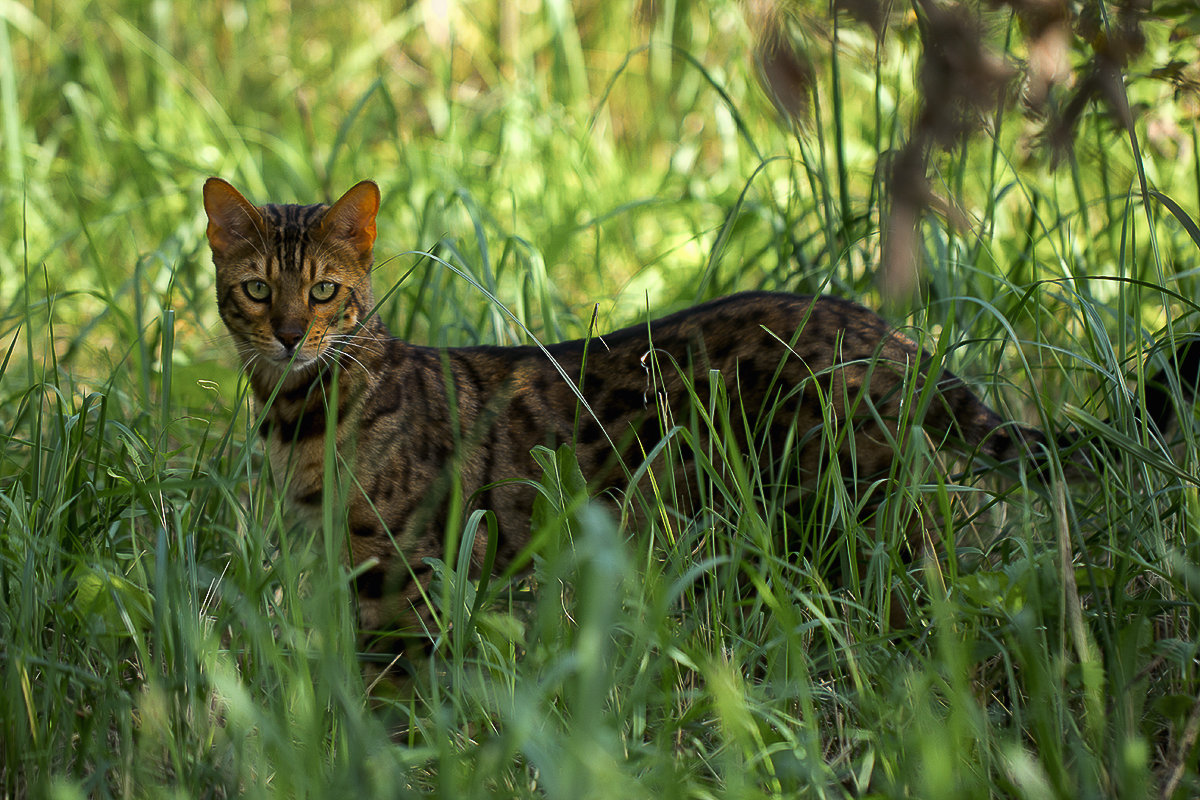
[1138,334,1200,438]
[977,334,1200,480]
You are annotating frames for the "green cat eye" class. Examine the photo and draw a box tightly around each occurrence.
[310,281,338,303]
[243,280,270,301]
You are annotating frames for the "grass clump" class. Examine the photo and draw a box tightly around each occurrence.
[3,0,1200,797]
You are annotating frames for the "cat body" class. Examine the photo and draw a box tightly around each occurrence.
[203,178,1187,644]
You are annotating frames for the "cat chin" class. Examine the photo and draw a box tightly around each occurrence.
[280,356,320,375]
[252,353,320,385]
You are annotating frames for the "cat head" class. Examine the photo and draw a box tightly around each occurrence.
[203,178,382,382]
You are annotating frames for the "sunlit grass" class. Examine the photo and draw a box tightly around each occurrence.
[2,0,1200,797]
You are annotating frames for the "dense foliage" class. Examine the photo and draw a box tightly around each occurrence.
[2,0,1199,796]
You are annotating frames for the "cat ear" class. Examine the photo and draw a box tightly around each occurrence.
[203,178,265,255]
[317,181,380,257]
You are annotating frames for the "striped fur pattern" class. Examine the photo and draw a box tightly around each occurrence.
[203,179,1098,650]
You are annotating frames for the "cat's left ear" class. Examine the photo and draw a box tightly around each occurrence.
[318,180,381,258]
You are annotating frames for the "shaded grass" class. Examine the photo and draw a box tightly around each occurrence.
[3,0,1200,797]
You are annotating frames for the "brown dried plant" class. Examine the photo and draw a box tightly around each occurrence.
[747,0,1198,297]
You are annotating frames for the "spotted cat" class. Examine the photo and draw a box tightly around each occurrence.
[203,177,1196,653]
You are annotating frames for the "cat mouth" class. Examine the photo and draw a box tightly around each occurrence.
[271,349,318,371]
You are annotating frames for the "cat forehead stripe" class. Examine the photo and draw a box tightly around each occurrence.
[260,203,327,275]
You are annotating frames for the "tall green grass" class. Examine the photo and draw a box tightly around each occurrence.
[3,0,1200,797]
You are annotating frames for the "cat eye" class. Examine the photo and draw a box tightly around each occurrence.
[310,281,338,303]
[243,280,271,301]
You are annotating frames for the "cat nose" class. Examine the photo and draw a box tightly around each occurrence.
[275,325,305,352]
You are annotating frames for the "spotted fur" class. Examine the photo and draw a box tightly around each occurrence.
[204,178,1194,652]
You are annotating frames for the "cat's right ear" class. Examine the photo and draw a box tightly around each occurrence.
[203,178,265,256]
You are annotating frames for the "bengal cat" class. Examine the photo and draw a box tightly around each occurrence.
[203,177,1196,655]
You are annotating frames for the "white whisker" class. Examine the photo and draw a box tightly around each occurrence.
[335,351,372,374]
